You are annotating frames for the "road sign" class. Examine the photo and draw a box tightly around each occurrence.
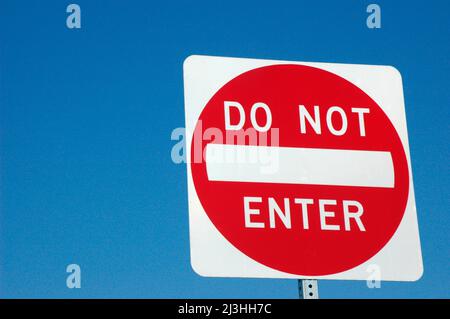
[183,55,423,281]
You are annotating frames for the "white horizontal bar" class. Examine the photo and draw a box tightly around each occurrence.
[205,144,394,188]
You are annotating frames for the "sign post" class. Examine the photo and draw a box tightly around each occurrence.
[183,55,423,286]
[298,280,319,299]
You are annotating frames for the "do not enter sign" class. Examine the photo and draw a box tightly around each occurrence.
[183,55,423,281]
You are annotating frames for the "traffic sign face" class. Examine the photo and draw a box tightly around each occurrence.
[183,55,423,281]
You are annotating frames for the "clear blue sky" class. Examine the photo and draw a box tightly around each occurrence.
[0,0,448,298]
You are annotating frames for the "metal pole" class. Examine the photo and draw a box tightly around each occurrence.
[298,279,319,299]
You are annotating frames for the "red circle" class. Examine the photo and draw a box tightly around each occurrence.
[191,64,409,276]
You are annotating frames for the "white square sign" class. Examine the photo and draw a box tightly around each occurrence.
[183,55,423,281]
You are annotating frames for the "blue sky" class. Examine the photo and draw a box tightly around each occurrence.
[0,0,448,298]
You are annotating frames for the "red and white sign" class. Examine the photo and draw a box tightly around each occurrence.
[183,55,423,281]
